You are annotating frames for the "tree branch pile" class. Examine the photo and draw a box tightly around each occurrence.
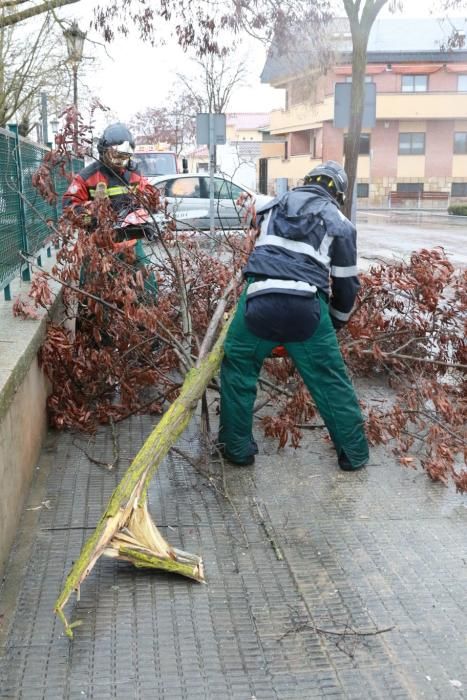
[20,126,467,491]
[260,248,466,492]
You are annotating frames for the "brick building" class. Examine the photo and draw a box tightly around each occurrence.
[258,17,467,207]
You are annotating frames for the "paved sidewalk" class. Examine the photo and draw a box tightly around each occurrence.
[1,382,466,699]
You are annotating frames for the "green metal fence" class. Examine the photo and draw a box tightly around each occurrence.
[0,126,83,300]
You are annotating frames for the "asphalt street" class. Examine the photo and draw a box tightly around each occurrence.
[357,211,467,269]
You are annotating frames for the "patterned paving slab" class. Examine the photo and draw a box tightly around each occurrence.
[1,393,466,699]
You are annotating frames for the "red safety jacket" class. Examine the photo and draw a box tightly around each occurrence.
[63,160,155,251]
[63,160,153,213]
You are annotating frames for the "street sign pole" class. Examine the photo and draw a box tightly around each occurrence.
[209,113,215,235]
[196,113,226,235]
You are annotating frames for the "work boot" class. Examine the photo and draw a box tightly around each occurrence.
[250,437,259,455]
[219,446,255,467]
[338,450,367,471]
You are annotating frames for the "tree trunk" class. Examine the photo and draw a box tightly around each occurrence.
[343,32,368,220]
[54,319,231,638]
[342,0,389,219]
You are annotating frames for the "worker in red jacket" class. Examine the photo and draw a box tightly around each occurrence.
[63,122,157,297]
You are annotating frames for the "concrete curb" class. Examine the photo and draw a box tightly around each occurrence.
[0,257,61,577]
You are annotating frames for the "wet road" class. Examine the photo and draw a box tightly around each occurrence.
[357,211,467,269]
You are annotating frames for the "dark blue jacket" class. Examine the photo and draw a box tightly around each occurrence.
[243,184,360,328]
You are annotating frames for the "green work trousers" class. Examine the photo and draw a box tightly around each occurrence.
[134,239,158,300]
[219,288,369,469]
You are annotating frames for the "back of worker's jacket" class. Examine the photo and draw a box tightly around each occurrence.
[243,184,360,329]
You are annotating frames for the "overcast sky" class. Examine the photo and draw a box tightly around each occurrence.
[57,0,466,132]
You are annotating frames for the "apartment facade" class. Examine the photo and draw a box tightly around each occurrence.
[259,17,467,206]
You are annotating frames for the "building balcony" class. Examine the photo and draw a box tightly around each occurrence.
[453,154,467,177]
[269,97,334,135]
[264,154,370,187]
[269,92,467,135]
[376,93,467,120]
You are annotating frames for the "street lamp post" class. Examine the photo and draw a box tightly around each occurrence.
[63,21,86,150]
[51,118,59,146]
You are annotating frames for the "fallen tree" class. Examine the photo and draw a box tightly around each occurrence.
[15,120,467,637]
[54,316,230,638]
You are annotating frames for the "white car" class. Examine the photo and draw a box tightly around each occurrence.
[151,173,273,231]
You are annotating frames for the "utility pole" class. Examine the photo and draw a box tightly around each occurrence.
[40,92,48,144]
[196,113,226,234]
[208,113,215,235]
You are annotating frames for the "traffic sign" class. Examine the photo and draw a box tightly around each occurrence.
[334,82,376,129]
[196,113,226,145]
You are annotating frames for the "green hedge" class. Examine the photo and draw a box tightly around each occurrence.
[448,204,467,216]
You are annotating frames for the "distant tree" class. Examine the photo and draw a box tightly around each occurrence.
[177,54,248,114]
[440,0,467,9]
[0,14,71,131]
[130,51,248,157]
[439,0,467,48]
[130,91,199,156]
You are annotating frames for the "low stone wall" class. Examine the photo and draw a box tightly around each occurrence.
[0,267,59,578]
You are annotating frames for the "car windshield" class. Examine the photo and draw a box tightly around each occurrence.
[133,153,176,176]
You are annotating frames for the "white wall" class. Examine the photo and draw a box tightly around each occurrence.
[216,143,260,191]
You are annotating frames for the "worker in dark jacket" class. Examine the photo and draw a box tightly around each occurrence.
[63,122,157,297]
[218,160,369,470]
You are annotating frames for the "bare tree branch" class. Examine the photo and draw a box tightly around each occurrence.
[0,0,79,29]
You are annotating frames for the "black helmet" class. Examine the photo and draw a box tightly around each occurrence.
[97,123,135,156]
[305,160,348,197]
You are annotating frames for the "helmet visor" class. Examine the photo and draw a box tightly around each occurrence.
[103,143,134,169]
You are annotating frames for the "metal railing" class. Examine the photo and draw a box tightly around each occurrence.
[0,126,83,300]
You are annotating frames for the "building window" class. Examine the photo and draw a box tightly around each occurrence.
[290,129,313,156]
[454,132,467,154]
[398,133,425,155]
[458,75,467,91]
[396,183,424,193]
[401,75,428,92]
[357,183,369,197]
[343,133,370,155]
[451,183,467,196]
